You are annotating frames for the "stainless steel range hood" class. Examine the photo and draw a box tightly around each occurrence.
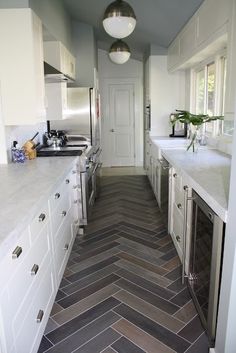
[44,62,74,83]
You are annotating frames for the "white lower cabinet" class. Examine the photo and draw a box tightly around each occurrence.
[0,164,81,353]
[169,168,192,272]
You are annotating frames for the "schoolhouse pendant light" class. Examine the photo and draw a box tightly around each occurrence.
[103,0,136,39]
[109,40,131,64]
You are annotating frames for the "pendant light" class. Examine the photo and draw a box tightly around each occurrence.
[109,40,131,64]
[103,0,136,39]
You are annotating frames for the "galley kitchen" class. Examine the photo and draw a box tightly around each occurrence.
[0,1,235,353]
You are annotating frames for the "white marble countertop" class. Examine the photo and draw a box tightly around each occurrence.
[0,157,77,257]
[161,148,231,222]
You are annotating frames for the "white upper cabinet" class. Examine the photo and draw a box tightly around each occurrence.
[44,41,76,80]
[196,0,229,47]
[0,9,46,125]
[168,0,230,72]
[45,82,68,121]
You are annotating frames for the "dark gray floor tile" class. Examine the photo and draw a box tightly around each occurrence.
[114,303,190,353]
[160,248,178,261]
[185,333,209,353]
[78,229,119,247]
[171,287,192,307]
[118,231,160,249]
[73,241,120,263]
[73,328,121,353]
[44,311,120,353]
[116,268,175,300]
[46,296,120,344]
[178,315,205,343]
[58,274,120,309]
[66,256,120,283]
[167,277,186,293]
[55,289,67,302]
[37,336,53,353]
[75,235,119,253]
[165,265,182,280]
[116,278,180,314]
[63,264,120,295]
[111,336,146,353]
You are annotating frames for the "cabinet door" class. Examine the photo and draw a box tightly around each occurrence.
[179,20,196,61]
[196,0,229,47]
[0,9,45,125]
[167,37,180,71]
[45,82,68,120]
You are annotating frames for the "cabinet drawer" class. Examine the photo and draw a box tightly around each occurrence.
[51,193,71,237]
[29,204,49,242]
[14,263,54,353]
[55,210,74,282]
[48,175,71,210]
[8,225,51,323]
[172,169,182,191]
[171,204,184,260]
[174,186,184,216]
[0,228,30,285]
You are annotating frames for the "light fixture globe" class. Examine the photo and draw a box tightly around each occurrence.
[103,0,136,39]
[109,40,131,64]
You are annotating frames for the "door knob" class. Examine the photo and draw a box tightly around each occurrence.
[110,129,115,132]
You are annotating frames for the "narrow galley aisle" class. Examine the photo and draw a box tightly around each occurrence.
[38,174,209,353]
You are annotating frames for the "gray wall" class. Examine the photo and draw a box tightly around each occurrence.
[72,21,96,87]
[29,0,73,52]
[0,0,29,7]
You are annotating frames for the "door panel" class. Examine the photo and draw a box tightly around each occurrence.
[109,84,135,166]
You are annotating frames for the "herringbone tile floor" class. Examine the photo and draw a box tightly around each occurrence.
[38,175,209,353]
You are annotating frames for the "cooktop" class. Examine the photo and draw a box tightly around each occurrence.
[37,145,87,157]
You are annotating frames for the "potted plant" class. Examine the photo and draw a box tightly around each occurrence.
[171,110,224,152]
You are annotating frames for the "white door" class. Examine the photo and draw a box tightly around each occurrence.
[108,83,135,166]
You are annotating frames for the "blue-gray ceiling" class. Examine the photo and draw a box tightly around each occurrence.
[63,0,204,59]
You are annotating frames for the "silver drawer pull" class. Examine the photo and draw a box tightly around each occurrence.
[177,203,182,209]
[12,246,22,259]
[61,211,67,217]
[36,310,44,323]
[54,193,60,199]
[72,170,77,174]
[31,264,39,276]
[176,235,181,242]
[73,184,79,189]
[65,179,70,184]
[38,213,46,222]
[183,185,188,191]
[64,243,69,250]
[173,173,177,178]
[74,200,78,204]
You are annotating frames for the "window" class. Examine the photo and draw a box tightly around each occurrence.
[192,54,227,136]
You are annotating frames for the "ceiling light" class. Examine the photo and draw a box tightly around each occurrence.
[103,0,136,39]
[109,40,131,64]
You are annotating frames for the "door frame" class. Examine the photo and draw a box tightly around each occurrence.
[100,77,143,167]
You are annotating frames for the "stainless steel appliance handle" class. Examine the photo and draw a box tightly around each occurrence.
[80,171,87,222]
[182,185,189,284]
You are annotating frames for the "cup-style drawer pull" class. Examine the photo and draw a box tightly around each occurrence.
[12,246,22,259]
[64,243,69,250]
[177,203,182,209]
[173,173,177,178]
[54,193,60,199]
[176,235,181,242]
[36,310,44,323]
[31,264,39,276]
[61,211,67,217]
[38,213,46,222]
[65,179,70,184]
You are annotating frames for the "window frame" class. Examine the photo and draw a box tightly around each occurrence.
[190,50,227,137]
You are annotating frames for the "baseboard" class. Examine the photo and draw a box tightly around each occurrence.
[209,348,216,353]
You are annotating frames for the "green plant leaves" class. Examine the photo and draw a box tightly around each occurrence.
[171,109,224,126]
